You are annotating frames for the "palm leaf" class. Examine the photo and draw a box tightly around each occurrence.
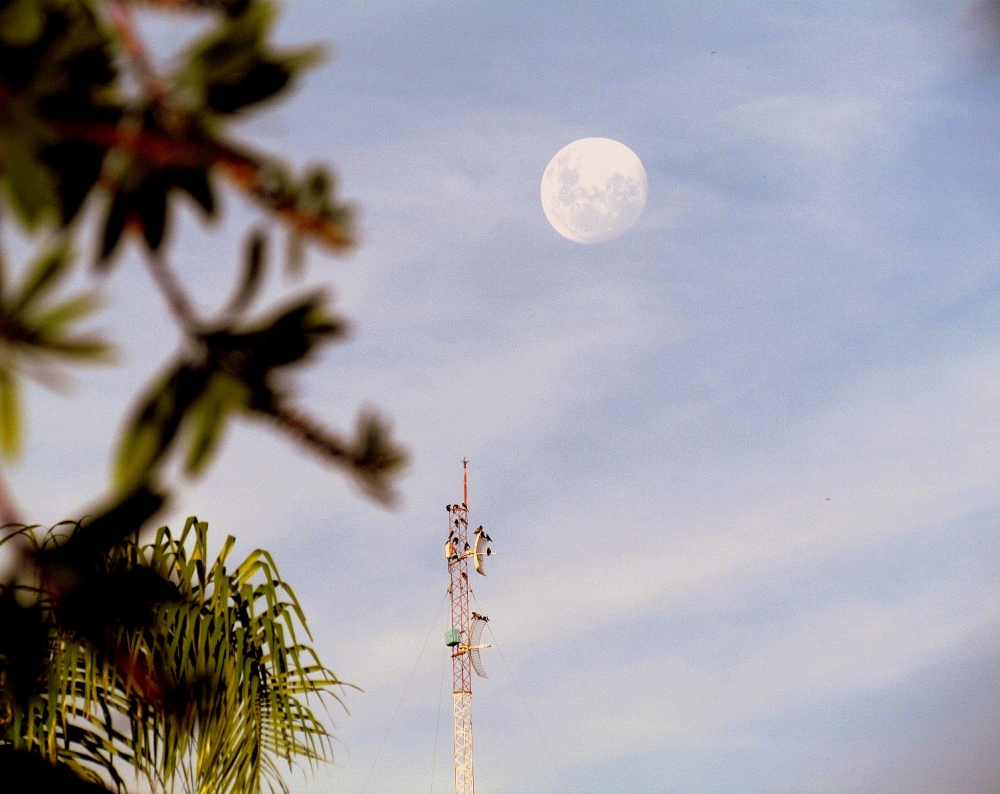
[1,519,342,793]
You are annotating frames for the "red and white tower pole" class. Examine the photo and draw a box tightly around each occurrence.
[444,460,493,794]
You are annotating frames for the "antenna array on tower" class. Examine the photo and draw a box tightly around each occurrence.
[444,461,493,794]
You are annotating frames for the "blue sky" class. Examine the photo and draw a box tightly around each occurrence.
[7,2,1000,793]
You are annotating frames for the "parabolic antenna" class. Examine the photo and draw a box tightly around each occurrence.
[469,615,489,678]
[473,532,490,576]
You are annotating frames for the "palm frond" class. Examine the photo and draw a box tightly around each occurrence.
[1,518,343,793]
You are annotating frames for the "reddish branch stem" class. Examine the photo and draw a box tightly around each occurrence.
[106,0,167,102]
[0,465,22,527]
[146,252,200,330]
[53,119,353,250]
[268,403,350,464]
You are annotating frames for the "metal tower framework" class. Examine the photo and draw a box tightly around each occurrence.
[444,460,492,794]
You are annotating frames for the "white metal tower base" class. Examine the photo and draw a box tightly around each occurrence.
[452,691,475,794]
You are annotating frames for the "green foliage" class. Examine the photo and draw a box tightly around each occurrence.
[177,0,322,118]
[0,0,406,790]
[0,0,119,228]
[115,291,348,491]
[0,0,403,498]
[99,158,218,262]
[0,0,46,47]
[1,518,340,793]
[0,242,111,457]
[128,518,340,794]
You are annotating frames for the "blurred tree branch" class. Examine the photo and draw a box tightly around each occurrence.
[0,0,406,788]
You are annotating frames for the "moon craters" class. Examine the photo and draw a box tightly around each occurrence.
[541,138,648,244]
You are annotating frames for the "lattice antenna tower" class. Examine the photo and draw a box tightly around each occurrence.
[444,460,494,794]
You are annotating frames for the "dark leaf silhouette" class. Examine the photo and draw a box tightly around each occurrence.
[0,1,405,788]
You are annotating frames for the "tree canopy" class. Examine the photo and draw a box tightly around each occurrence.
[0,0,405,789]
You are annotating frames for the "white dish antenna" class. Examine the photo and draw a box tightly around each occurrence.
[468,614,490,678]
[472,529,492,576]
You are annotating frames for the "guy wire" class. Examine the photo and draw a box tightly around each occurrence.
[430,622,449,794]
[359,586,450,794]
[470,591,572,794]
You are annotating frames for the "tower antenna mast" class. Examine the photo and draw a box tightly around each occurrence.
[443,460,494,794]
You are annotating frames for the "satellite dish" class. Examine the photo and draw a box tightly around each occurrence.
[468,614,489,677]
[472,532,489,576]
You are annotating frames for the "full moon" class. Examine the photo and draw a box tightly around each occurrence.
[540,137,648,244]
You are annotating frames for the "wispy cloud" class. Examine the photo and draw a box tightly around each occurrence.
[6,3,1000,793]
